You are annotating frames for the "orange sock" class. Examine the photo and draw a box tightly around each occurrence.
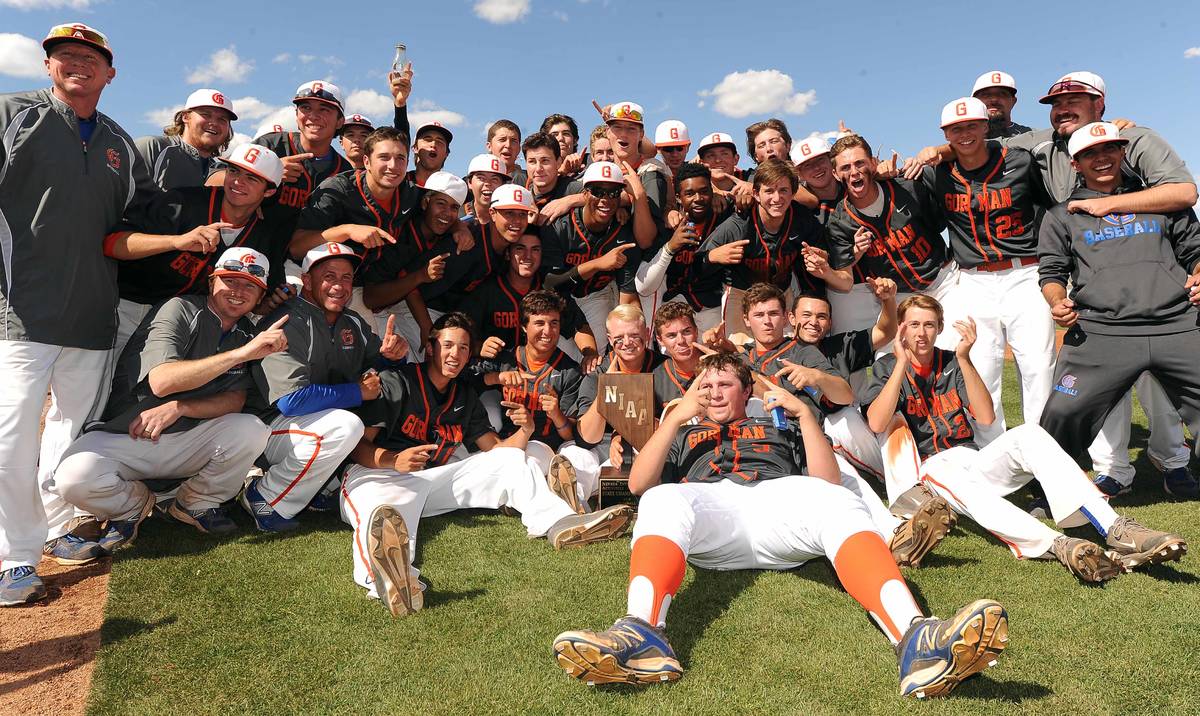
[626,535,686,627]
[832,531,922,643]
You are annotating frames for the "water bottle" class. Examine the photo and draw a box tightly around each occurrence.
[391,44,407,77]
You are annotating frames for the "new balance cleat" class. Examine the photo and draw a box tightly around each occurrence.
[44,533,107,566]
[366,505,424,617]
[890,494,956,568]
[1092,474,1131,498]
[96,490,157,553]
[167,503,238,535]
[889,482,940,520]
[897,599,1008,698]
[547,454,586,515]
[0,566,47,607]
[240,478,299,533]
[1105,516,1187,569]
[1050,535,1124,583]
[1162,468,1200,500]
[548,505,633,550]
[553,615,683,685]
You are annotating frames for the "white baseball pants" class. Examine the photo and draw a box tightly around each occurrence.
[575,284,619,352]
[260,409,364,519]
[526,440,602,505]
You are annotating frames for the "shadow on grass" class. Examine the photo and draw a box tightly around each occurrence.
[665,569,759,663]
[951,675,1053,702]
[98,615,178,646]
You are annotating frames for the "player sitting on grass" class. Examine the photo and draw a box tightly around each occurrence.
[866,294,1187,582]
[553,352,1009,698]
[339,312,632,617]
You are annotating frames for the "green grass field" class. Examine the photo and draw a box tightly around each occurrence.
[87,365,1200,715]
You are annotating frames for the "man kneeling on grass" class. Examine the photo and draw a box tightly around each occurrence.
[553,352,1009,698]
[340,313,633,616]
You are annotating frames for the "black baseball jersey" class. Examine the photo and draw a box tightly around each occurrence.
[813,329,875,381]
[814,185,845,227]
[576,350,665,415]
[418,219,508,312]
[359,363,493,468]
[826,179,948,292]
[297,169,422,284]
[920,142,1050,266]
[651,359,696,414]
[541,208,640,298]
[253,131,352,211]
[107,186,293,304]
[700,203,842,298]
[661,417,812,484]
[662,209,731,311]
[98,295,254,435]
[863,350,977,457]
[744,338,847,419]
[530,176,582,209]
[472,346,583,449]
[247,297,381,420]
[460,272,585,349]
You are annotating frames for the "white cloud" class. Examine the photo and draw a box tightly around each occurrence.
[272,53,291,64]
[0,33,44,79]
[0,0,92,8]
[698,69,818,119]
[1186,47,1200,59]
[298,54,316,64]
[409,98,468,130]
[186,46,254,85]
[323,55,344,67]
[144,104,182,127]
[474,0,531,24]
[230,96,279,122]
[223,132,254,157]
[344,89,395,120]
[253,107,298,139]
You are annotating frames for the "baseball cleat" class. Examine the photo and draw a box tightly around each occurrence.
[889,482,941,520]
[167,503,238,535]
[366,505,424,617]
[1050,535,1124,583]
[1092,474,1131,498]
[96,490,159,554]
[896,599,1008,698]
[547,504,634,550]
[1105,516,1187,569]
[240,478,299,533]
[0,566,47,607]
[553,615,683,685]
[43,533,108,566]
[1162,467,1200,499]
[890,494,956,568]
[547,454,586,515]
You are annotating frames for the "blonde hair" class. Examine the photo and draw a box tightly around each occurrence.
[897,294,943,324]
[606,303,645,326]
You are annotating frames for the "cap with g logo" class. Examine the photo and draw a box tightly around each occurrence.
[342,114,375,131]
[423,171,469,206]
[972,70,1017,96]
[791,136,831,164]
[293,80,344,112]
[466,153,512,180]
[697,132,738,154]
[224,143,284,186]
[607,101,645,125]
[582,160,624,186]
[184,88,238,120]
[302,242,362,273]
[940,97,989,128]
[213,247,270,290]
[1067,122,1127,158]
[490,184,535,212]
[654,120,690,147]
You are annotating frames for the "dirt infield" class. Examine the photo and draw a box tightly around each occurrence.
[0,558,110,716]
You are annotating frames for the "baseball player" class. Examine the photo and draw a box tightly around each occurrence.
[539,113,586,178]
[653,120,690,175]
[917,97,1054,446]
[540,160,644,351]
[635,162,729,334]
[463,151,511,221]
[588,124,616,164]
[339,312,633,616]
[971,71,1032,140]
[406,121,452,187]
[793,136,842,221]
[244,243,409,532]
[1038,122,1200,500]
[105,143,290,355]
[553,352,1009,698]
[339,114,375,170]
[746,118,792,166]
[53,247,284,543]
[487,119,526,186]
[136,88,236,189]
[0,23,158,606]
[522,132,584,224]
[649,302,702,413]
[601,102,667,248]
[865,294,1186,581]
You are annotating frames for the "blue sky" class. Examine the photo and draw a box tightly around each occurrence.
[2,0,1198,186]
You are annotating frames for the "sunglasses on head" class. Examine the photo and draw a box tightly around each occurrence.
[47,24,110,46]
[217,260,267,279]
[587,185,623,199]
[1048,80,1100,96]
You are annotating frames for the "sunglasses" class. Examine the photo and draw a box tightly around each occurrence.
[587,185,623,199]
[1047,80,1101,96]
[216,260,267,279]
[46,24,110,47]
[609,105,644,123]
[294,88,342,107]
[660,146,687,153]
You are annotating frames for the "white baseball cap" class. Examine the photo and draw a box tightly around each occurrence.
[1067,122,1127,158]
[654,120,690,147]
[791,136,831,165]
[607,101,645,125]
[1040,71,1106,104]
[254,114,297,139]
[972,70,1017,96]
[43,22,112,63]
[940,97,989,129]
[184,89,237,120]
[212,247,270,291]
[415,121,454,144]
[490,184,535,212]
[302,242,361,273]
[581,160,625,186]
[342,113,374,131]
[697,132,737,154]
[224,143,284,186]
[293,80,344,112]
[466,153,511,179]
[423,171,468,206]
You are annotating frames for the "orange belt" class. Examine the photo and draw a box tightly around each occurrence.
[970,256,1037,273]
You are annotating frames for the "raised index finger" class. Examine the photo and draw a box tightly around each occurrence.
[268,314,290,330]
[385,314,396,336]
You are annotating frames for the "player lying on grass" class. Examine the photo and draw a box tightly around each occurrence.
[866,294,1187,582]
[340,313,632,616]
[553,352,1009,698]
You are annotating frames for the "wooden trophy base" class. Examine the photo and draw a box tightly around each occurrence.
[593,465,637,510]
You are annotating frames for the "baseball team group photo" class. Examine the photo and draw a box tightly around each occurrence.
[1,1,1198,713]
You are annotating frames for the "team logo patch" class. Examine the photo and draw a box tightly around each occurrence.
[1054,373,1079,397]
[105,148,121,171]
[1102,213,1135,227]
[341,328,356,348]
